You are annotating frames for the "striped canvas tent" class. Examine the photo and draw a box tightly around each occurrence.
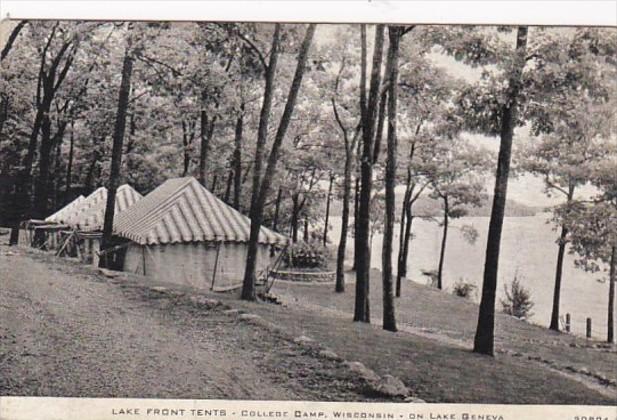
[62,184,143,231]
[113,177,289,291]
[45,195,86,224]
[51,184,142,265]
[25,194,87,249]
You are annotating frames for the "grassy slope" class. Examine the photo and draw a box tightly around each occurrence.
[223,271,616,404]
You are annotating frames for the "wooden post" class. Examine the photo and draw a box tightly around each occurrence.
[586,317,592,339]
[142,246,147,276]
[565,313,571,333]
[210,243,221,290]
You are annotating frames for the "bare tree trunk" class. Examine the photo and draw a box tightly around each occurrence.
[549,186,575,331]
[9,23,64,244]
[199,107,217,187]
[397,208,414,297]
[354,24,385,323]
[182,120,190,177]
[336,150,353,293]
[352,176,359,271]
[549,224,569,331]
[437,197,449,290]
[211,173,219,194]
[291,193,300,243]
[241,24,282,301]
[198,109,208,184]
[474,26,528,356]
[223,169,233,203]
[99,34,134,266]
[303,218,309,242]
[323,174,334,246]
[372,89,388,164]
[65,119,75,197]
[381,25,401,332]
[32,114,54,220]
[272,187,282,232]
[233,108,244,209]
[242,24,315,301]
[396,183,412,297]
[608,245,616,344]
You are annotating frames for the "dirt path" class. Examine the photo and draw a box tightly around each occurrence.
[0,246,366,400]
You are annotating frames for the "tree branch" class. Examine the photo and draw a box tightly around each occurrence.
[1,20,28,61]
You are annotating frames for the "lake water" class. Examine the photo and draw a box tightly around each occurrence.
[328,214,610,338]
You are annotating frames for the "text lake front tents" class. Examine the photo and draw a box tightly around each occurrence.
[112,177,289,292]
[52,184,143,264]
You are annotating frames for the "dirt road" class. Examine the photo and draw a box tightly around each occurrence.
[0,246,365,400]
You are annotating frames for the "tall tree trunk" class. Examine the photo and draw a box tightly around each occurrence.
[211,173,219,194]
[224,169,233,203]
[372,89,388,164]
[336,150,353,293]
[352,176,360,271]
[354,24,385,323]
[33,113,68,221]
[323,174,334,246]
[397,206,414,297]
[381,26,401,332]
[608,245,616,344]
[474,26,528,356]
[9,93,49,244]
[233,108,244,209]
[9,23,64,244]
[242,24,315,301]
[273,187,282,232]
[303,218,309,242]
[32,114,54,220]
[199,105,208,185]
[198,107,217,187]
[65,119,75,197]
[396,182,412,297]
[241,24,282,301]
[437,197,449,290]
[182,120,190,177]
[50,121,67,210]
[549,224,569,331]
[549,186,575,331]
[99,35,134,266]
[291,193,300,242]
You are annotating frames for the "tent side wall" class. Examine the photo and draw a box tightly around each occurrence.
[123,241,271,291]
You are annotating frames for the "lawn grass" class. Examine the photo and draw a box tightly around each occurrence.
[228,292,614,404]
[269,269,617,384]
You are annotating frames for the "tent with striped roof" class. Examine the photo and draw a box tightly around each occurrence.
[49,184,143,265]
[113,177,289,292]
[45,195,86,224]
[61,184,143,231]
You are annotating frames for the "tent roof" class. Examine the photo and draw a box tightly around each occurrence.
[113,177,289,246]
[45,195,86,223]
[62,185,143,230]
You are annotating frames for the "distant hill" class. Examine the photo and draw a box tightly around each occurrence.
[397,194,540,217]
[328,192,540,218]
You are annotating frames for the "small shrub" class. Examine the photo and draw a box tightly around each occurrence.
[284,241,330,269]
[500,273,534,320]
[452,278,476,299]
